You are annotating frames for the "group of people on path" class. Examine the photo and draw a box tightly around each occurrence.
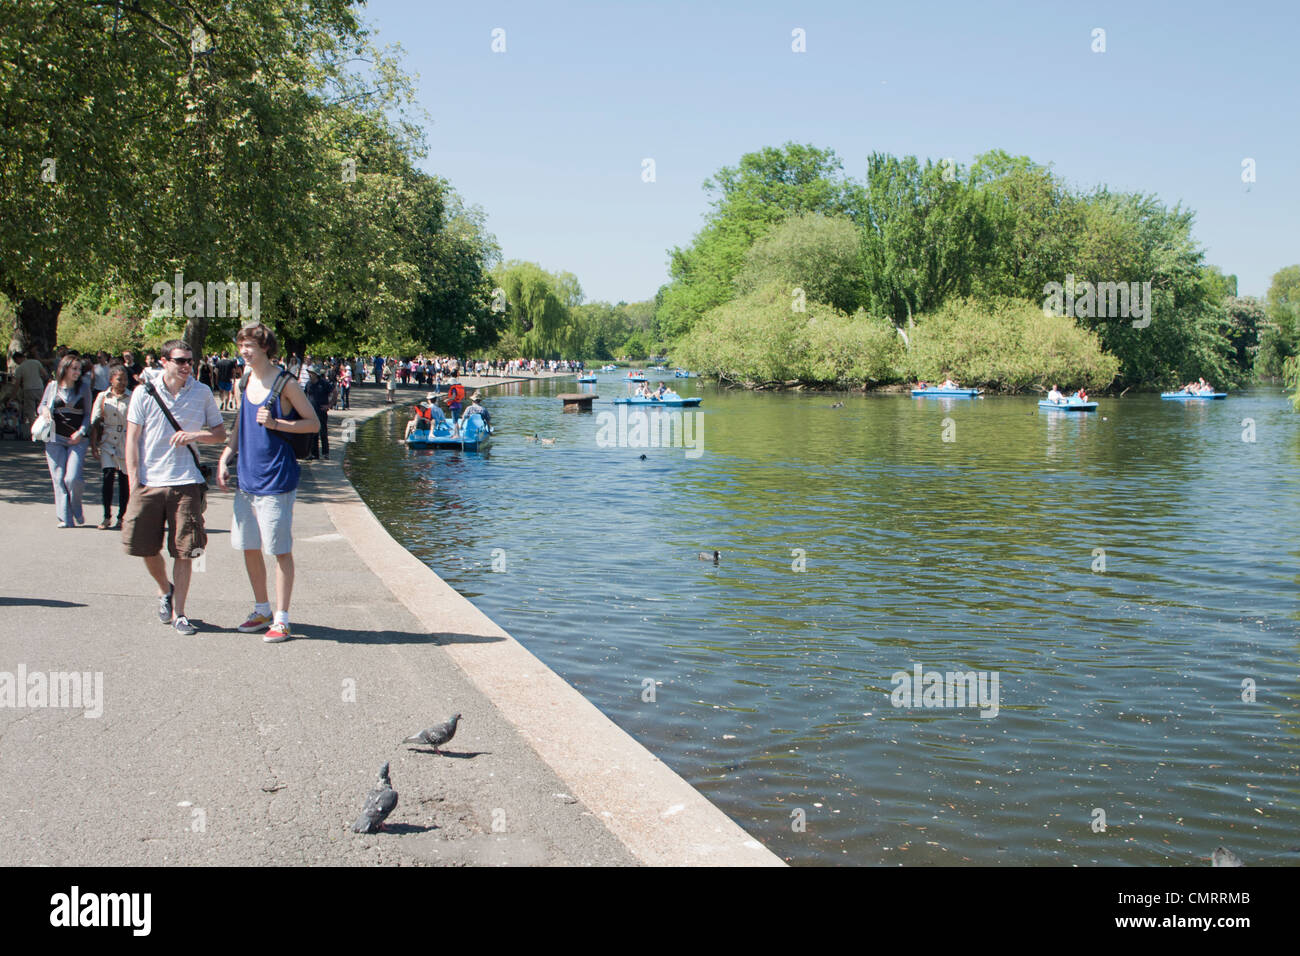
[26,326,319,643]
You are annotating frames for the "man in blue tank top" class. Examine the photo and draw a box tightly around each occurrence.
[216,324,319,643]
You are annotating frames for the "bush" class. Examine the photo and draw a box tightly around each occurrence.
[675,283,903,386]
[906,297,1119,390]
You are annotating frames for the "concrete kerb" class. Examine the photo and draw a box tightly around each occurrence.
[326,379,785,866]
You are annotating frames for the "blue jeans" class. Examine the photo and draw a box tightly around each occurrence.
[45,439,87,525]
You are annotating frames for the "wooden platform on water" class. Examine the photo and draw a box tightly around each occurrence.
[557,392,597,411]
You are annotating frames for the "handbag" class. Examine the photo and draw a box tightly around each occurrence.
[143,380,213,484]
[30,411,53,443]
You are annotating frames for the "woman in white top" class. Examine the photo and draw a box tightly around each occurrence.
[90,365,132,528]
[37,354,93,527]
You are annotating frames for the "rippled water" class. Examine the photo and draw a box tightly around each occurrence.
[346,376,1300,865]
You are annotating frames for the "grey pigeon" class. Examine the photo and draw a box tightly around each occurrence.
[1211,845,1244,867]
[403,714,462,753]
[350,761,398,833]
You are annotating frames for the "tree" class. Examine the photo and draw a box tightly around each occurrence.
[735,213,864,315]
[856,154,997,326]
[656,143,857,340]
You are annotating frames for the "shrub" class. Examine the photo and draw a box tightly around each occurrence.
[906,297,1120,390]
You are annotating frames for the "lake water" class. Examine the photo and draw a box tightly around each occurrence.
[345,375,1300,865]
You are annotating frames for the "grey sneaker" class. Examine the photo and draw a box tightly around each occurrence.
[172,615,197,636]
[158,584,174,624]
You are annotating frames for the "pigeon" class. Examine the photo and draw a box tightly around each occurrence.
[350,762,398,834]
[1211,845,1244,867]
[403,714,462,753]
[698,550,720,563]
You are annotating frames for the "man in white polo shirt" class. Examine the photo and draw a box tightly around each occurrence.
[122,339,226,636]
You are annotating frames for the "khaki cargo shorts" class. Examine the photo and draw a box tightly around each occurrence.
[121,484,207,559]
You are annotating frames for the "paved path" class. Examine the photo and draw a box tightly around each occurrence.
[0,375,781,866]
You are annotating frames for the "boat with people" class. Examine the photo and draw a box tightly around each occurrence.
[600,364,618,372]
[626,372,647,382]
[673,369,695,378]
[1162,378,1225,399]
[911,386,982,397]
[1038,385,1096,411]
[911,378,981,397]
[577,374,597,383]
[614,396,703,407]
[405,413,493,451]
[1038,399,1098,412]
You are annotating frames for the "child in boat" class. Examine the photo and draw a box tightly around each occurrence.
[1075,387,1088,402]
[1047,385,1064,403]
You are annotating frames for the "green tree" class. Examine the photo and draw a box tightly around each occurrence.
[735,213,864,315]
[855,154,996,326]
[657,143,856,340]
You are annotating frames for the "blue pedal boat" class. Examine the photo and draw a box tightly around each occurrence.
[1038,399,1097,412]
[613,397,703,407]
[911,387,983,397]
[1161,391,1226,400]
[405,414,492,450]
[577,375,597,383]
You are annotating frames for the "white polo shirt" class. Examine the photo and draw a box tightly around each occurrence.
[127,370,223,486]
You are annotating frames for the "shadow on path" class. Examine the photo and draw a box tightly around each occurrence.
[0,596,88,608]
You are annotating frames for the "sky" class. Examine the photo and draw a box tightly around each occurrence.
[364,0,1299,303]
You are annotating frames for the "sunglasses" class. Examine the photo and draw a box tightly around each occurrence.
[167,355,193,365]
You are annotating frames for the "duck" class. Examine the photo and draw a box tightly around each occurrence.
[539,437,556,445]
[524,433,538,442]
[830,402,844,409]
[698,550,720,563]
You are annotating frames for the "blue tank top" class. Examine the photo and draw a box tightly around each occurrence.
[237,383,300,495]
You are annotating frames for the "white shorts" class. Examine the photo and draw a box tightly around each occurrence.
[231,489,296,555]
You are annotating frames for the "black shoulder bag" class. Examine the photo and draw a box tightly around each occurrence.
[143,380,213,485]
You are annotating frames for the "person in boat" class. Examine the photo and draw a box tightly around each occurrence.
[653,382,669,399]
[464,391,488,427]
[1047,385,1064,403]
[405,393,445,439]
[940,377,959,390]
[1074,387,1088,402]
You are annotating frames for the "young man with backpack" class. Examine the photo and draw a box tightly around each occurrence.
[216,324,318,643]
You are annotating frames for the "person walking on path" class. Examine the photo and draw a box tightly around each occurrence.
[217,323,318,643]
[304,365,335,459]
[122,340,226,636]
[338,362,352,410]
[37,354,93,528]
[12,350,49,427]
[383,359,396,403]
[90,365,132,529]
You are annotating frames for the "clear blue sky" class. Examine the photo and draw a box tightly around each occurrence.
[366,0,1298,303]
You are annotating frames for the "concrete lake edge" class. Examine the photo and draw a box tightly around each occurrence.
[331,377,784,866]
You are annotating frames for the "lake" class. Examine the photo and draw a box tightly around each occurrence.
[345,374,1300,865]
